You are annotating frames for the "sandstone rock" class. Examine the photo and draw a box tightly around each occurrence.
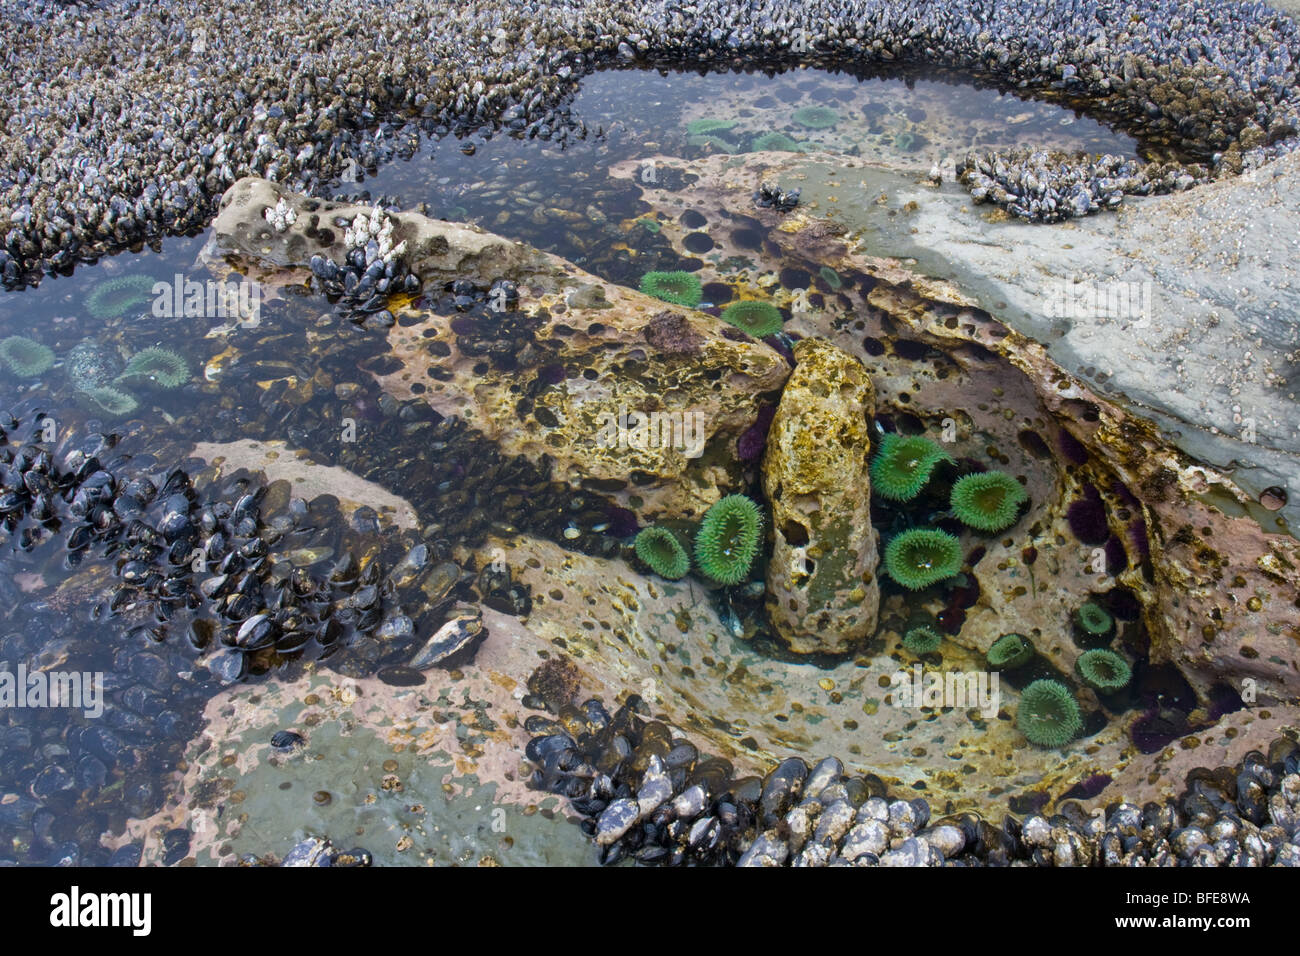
[762,338,880,654]
[205,177,790,520]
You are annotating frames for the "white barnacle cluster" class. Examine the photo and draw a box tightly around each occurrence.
[344,205,407,266]
[262,197,297,233]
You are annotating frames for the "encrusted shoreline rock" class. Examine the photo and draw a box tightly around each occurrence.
[207,177,790,520]
[763,338,880,654]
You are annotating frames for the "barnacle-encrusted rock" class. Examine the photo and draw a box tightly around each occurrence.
[762,338,879,654]
[208,178,790,520]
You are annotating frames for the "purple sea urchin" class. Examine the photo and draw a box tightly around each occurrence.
[1066,485,1109,545]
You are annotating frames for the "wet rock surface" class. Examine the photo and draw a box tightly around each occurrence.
[208,178,790,520]
[763,338,880,654]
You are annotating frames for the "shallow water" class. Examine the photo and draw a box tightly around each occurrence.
[0,64,1242,865]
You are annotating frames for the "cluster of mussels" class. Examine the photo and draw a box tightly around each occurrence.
[527,692,1300,866]
[307,206,421,327]
[5,0,1300,283]
[240,836,373,867]
[752,182,802,213]
[957,148,1208,221]
[0,404,500,685]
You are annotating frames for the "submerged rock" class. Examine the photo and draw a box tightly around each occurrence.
[762,338,880,654]
[208,177,790,520]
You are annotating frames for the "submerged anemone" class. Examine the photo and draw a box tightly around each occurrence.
[117,347,189,388]
[694,494,763,586]
[720,301,783,338]
[1073,601,1115,640]
[987,632,1035,671]
[80,385,139,416]
[902,626,943,655]
[0,336,55,377]
[883,529,962,591]
[949,471,1028,533]
[1016,679,1083,748]
[634,527,690,580]
[818,266,842,289]
[86,274,156,319]
[1076,648,1132,694]
[870,433,954,502]
[640,271,703,308]
[685,118,737,136]
[792,106,839,129]
[751,132,800,152]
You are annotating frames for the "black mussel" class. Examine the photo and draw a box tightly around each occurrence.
[271,730,304,751]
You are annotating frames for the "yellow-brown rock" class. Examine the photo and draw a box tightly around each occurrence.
[762,338,879,654]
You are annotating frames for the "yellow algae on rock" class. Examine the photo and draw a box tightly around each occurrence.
[762,338,879,654]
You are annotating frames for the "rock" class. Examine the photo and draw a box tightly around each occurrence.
[762,338,880,654]
[208,178,789,520]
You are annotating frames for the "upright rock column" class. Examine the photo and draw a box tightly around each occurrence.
[762,338,880,654]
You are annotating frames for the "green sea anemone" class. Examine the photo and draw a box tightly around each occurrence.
[720,301,783,337]
[818,266,842,289]
[0,336,55,377]
[883,528,962,591]
[1075,648,1132,694]
[640,271,703,308]
[986,633,1035,671]
[116,347,189,388]
[694,494,763,586]
[635,217,661,233]
[81,385,139,416]
[902,626,943,655]
[1073,601,1115,640]
[949,470,1028,533]
[792,106,839,130]
[634,527,690,580]
[870,433,954,502]
[685,118,737,136]
[893,131,918,152]
[86,275,156,320]
[687,134,736,153]
[751,132,800,152]
[1016,679,1083,748]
